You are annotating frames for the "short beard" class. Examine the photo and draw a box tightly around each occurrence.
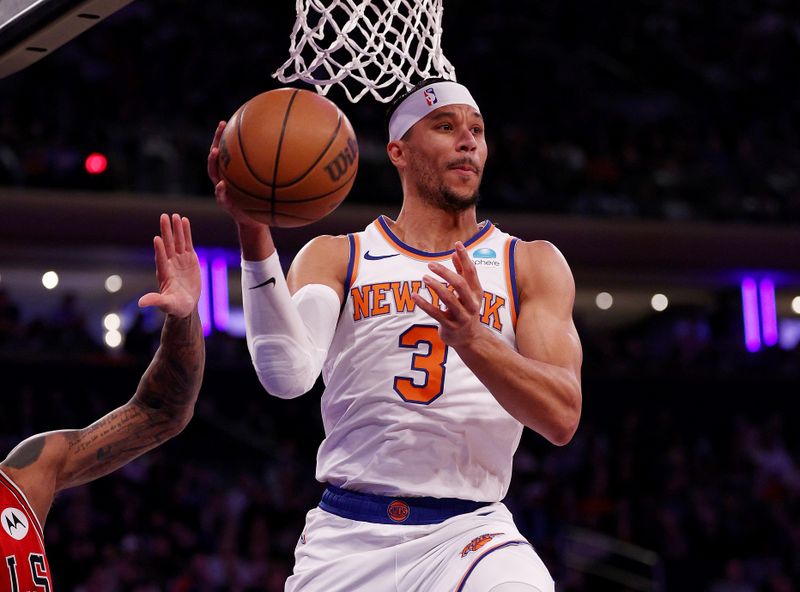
[408,156,482,212]
[432,184,480,212]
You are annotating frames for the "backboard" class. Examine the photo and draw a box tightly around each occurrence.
[0,0,133,78]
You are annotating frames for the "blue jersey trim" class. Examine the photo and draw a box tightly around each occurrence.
[377,216,494,258]
[344,233,356,295]
[509,238,520,319]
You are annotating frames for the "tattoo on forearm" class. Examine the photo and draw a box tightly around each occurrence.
[62,405,175,484]
[134,311,204,412]
[59,310,204,488]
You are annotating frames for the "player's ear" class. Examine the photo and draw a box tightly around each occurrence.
[387,140,406,168]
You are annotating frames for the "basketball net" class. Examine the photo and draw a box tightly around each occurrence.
[273,0,456,103]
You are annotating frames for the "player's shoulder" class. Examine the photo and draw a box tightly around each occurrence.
[513,239,575,297]
[289,234,352,293]
[297,234,350,262]
[0,432,69,524]
[514,239,569,268]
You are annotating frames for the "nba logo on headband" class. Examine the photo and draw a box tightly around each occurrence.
[388,81,480,140]
[423,88,438,107]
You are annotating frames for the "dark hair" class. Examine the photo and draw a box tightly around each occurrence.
[384,77,450,138]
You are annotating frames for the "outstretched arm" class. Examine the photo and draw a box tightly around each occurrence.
[1,214,205,523]
[413,240,582,445]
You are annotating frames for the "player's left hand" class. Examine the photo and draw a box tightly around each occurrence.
[138,213,202,318]
[412,242,485,347]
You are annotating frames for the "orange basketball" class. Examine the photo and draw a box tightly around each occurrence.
[218,88,359,228]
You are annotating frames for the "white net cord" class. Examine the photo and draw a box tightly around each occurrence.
[274,0,457,103]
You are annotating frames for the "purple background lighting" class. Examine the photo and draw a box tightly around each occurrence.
[197,252,212,337]
[759,278,778,347]
[211,256,230,332]
[741,278,761,352]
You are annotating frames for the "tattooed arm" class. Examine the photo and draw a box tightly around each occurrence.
[1,214,205,524]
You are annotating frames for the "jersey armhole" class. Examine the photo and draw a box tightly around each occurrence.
[0,468,45,541]
[342,233,360,312]
[504,237,520,328]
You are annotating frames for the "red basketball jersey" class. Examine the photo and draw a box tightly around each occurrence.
[0,470,53,591]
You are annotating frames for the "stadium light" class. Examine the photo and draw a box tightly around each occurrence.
[85,152,108,175]
[211,256,229,332]
[42,271,58,289]
[103,313,121,331]
[104,329,122,348]
[105,274,122,293]
[741,277,780,352]
[595,292,613,310]
[759,279,778,347]
[651,293,668,312]
[196,251,212,337]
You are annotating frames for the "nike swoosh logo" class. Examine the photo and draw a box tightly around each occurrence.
[364,251,399,261]
[250,277,276,289]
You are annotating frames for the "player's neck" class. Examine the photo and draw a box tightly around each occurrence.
[389,202,480,253]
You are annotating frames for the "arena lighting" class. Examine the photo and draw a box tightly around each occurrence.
[651,293,669,312]
[792,296,800,315]
[104,329,122,348]
[211,256,230,332]
[105,274,122,293]
[759,279,778,347]
[103,313,121,331]
[41,270,58,289]
[741,277,779,352]
[196,252,212,337]
[84,152,108,174]
[595,292,613,310]
[741,278,762,353]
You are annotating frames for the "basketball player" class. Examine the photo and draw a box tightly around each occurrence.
[0,213,204,590]
[208,79,582,592]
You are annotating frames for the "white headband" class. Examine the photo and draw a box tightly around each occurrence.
[388,81,480,141]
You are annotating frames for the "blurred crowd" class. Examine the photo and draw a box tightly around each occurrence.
[1,284,799,591]
[2,1,800,222]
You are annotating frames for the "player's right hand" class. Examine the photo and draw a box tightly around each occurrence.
[208,120,265,228]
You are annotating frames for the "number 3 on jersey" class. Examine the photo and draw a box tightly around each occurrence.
[393,324,449,404]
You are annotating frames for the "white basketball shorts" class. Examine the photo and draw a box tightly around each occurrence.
[285,488,554,592]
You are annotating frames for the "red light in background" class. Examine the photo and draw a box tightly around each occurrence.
[85,152,108,175]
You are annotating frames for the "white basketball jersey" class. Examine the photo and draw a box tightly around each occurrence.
[316,216,524,502]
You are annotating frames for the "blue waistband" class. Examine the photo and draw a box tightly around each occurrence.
[319,485,491,526]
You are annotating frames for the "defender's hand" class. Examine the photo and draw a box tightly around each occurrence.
[412,242,486,347]
[138,213,201,318]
